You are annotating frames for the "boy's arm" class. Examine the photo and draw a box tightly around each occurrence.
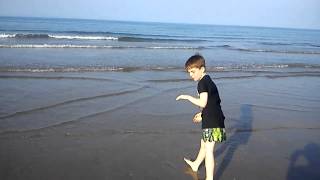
[176,92,208,108]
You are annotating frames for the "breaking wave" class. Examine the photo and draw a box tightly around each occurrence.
[0,44,201,49]
[0,33,203,42]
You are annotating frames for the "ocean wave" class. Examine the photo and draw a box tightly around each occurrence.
[0,29,174,37]
[15,33,51,38]
[0,34,16,38]
[0,30,271,42]
[216,45,320,55]
[118,36,204,42]
[5,43,319,54]
[49,35,118,40]
[0,31,286,42]
[310,44,320,47]
[0,44,201,49]
[236,48,320,55]
[1,32,319,54]
[0,33,118,40]
[260,42,320,48]
[260,42,292,46]
[0,33,203,42]
[0,44,118,48]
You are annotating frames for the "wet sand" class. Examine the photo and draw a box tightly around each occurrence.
[1,71,320,180]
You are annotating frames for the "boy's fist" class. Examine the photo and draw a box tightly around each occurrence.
[193,112,202,123]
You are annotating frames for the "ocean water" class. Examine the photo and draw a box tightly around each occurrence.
[0,16,320,133]
[0,16,320,72]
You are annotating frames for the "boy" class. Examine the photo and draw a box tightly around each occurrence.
[176,54,226,180]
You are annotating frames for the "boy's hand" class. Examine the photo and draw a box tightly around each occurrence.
[193,112,202,123]
[176,95,190,101]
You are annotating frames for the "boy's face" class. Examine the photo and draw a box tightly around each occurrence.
[187,67,205,81]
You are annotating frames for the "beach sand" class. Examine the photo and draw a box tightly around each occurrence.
[0,71,320,180]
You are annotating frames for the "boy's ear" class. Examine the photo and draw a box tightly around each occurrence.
[200,66,205,72]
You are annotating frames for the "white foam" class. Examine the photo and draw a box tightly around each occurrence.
[0,44,199,49]
[0,44,118,48]
[0,33,118,40]
[0,34,16,38]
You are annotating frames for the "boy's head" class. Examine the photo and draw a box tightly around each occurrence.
[185,54,206,81]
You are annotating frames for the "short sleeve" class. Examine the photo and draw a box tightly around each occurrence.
[197,77,208,93]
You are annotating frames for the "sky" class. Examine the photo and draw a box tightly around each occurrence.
[0,0,319,29]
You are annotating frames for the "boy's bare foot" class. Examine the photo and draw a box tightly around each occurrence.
[184,158,198,172]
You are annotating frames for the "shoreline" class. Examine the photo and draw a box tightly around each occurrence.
[1,71,320,179]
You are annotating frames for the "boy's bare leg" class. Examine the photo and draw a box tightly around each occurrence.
[184,139,206,172]
[204,141,215,180]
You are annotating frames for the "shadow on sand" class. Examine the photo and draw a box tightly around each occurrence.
[286,143,320,180]
[215,104,253,179]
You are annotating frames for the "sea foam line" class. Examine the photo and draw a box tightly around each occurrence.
[0,44,122,48]
[0,44,198,49]
[0,34,16,38]
[0,33,118,40]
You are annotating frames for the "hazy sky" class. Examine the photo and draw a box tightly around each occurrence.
[0,0,319,29]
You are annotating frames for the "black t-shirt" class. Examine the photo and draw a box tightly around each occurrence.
[197,75,225,129]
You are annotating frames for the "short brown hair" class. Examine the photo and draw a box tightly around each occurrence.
[185,54,206,70]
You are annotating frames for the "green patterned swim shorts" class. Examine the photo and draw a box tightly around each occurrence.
[202,128,226,143]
